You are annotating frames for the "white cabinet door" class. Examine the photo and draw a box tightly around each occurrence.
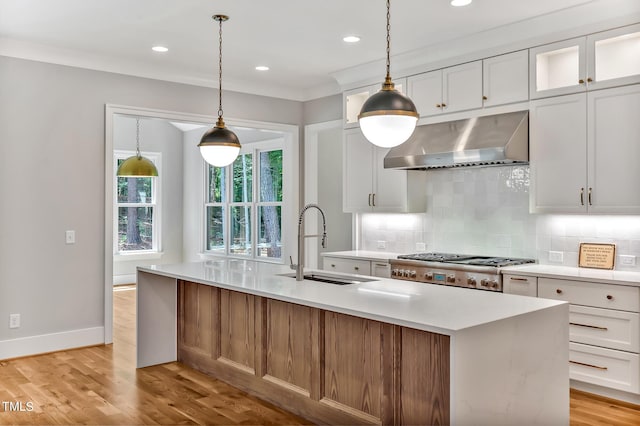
[443,61,483,113]
[588,85,640,214]
[371,261,391,278]
[373,146,408,212]
[530,37,587,99]
[503,274,537,297]
[587,23,640,91]
[483,50,529,107]
[407,69,443,117]
[323,257,371,276]
[529,94,588,214]
[343,129,374,212]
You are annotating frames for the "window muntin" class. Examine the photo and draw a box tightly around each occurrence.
[114,153,160,254]
[205,145,284,261]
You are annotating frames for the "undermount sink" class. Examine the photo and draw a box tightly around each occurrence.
[279,272,378,285]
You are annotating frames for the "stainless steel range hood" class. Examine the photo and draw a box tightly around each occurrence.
[384,110,529,169]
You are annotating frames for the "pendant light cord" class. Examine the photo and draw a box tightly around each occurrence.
[218,17,224,120]
[135,117,141,158]
[386,0,391,80]
[382,0,393,90]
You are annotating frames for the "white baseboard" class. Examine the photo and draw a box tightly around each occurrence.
[571,379,640,405]
[0,326,105,360]
[113,274,136,286]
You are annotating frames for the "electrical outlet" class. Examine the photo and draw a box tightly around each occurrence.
[9,314,20,329]
[549,251,564,263]
[416,242,426,251]
[65,230,75,244]
[377,240,386,249]
[620,255,636,266]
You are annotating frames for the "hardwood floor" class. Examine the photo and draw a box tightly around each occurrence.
[0,286,311,425]
[1,285,639,425]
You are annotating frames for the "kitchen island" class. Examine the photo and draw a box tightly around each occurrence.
[137,260,569,425]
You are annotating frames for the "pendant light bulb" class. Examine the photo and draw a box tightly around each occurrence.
[198,14,241,168]
[358,0,418,148]
[117,117,159,177]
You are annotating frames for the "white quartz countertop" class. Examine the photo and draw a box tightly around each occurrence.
[320,250,402,262]
[138,260,565,336]
[501,264,640,287]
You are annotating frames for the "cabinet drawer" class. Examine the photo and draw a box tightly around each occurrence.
[322,257,371,276]
[569,342,640,393]
[570,305,639,352]
[538,278,640,312]
[502,274,537,297]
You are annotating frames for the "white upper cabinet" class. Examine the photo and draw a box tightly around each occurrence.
[482,50,529,107]
[409,52,528,118]
[529,93,588,214]
[443,61,484,113]
[343,80,406,129]
[407,69,443,117]
[587,24,640,91]
[530,84,640,214]
[342,129,425,213]
[531,24,640,99]
[408,60,482,117]
[587,84,640,214]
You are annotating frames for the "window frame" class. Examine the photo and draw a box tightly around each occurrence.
[113,150,162,257]
[203,138,286,263]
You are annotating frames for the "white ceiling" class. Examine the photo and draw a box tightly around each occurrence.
[1,0,638,101]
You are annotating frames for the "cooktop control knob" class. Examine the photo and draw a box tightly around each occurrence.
[467,277,477,286]
[410,271,417,279]
[446,274,456,283]
[480,279,488,287]
[490,280,499,289]
[424,272,433,280]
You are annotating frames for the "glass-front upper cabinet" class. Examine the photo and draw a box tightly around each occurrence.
[343,80,405,129]
[530,24,640,99]
[587,23,640,91]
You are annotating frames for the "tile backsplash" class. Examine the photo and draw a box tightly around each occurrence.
[359,165,640,271]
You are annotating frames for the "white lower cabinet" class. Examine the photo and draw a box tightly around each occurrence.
[537,277,640,394]
[503,274,537,296]
[322,257,371,276]
[322,256,391,279]
[570,342,639,393]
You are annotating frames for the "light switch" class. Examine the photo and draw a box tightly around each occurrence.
[620,255,636,266]
[65,230,76,244]
[549,251,563,263]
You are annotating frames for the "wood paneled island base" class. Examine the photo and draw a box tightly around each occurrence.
[177,280,450,425]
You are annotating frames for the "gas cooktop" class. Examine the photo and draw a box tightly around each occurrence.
[396,252,535,268]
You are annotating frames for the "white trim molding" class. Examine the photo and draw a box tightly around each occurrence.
[0,327,104,361]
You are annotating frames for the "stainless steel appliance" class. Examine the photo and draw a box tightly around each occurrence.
[389,252,535,292]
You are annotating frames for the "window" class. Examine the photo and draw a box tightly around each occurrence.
[114,151,161,254]
[205,143,284,261]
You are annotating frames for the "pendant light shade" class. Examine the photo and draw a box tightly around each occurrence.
[358,0,419,148]
[198,14,241,168]
[117,118,158,177]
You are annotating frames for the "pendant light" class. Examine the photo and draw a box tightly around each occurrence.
[198,14,241,168]
[358,0,419,148]
[117,117,158,177]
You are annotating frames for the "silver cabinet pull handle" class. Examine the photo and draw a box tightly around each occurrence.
[570,322,608,331]
[570,360,607,370]
[509,277,528,282]
[580,188,584,206]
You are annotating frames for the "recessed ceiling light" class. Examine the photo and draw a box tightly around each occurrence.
[152,46,169,52]
[451,0,472,6]
[343,35,361,43]
[255,65,269,71]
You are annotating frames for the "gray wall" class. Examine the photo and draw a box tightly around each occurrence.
[0,55,303,344]
[317,127,352,264]
[112,116,185,279]
[303,94,342,125]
